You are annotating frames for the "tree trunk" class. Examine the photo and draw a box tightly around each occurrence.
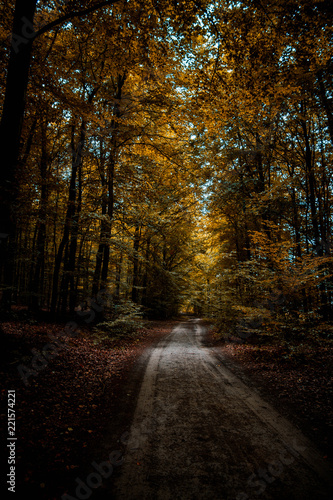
[92,73,125,296]
[141,236,151,308]
[114,251,123,299]
[300,101,320,254]
[50,121,85,315]
[0,0,37,311]
[131,225,141,303]
[30,120,49,311]
[92,186,108,297]
[60,121,86,314]
[317,69,333,148]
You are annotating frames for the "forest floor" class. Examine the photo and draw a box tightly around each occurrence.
[0,316,332,499]
[205,325,333,462]
[1,316,178,499]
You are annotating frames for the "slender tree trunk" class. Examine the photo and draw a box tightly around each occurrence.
[30,120,49,311]
[131,225,141,303]
[115,251,123,299]
[317,69,333,148]
[291,187,308,312]
[100,154,115,289]
[141,236,151,307]
[68,144,83,313]
[50,121,85,315]
[92,159,114,296]
[290,186,302,259]
[92,138,108,296]
[92,73,125,296]
[92,187,107,296]
[61,121,86,313]
[301,102,330,318]
[300,101,321,254]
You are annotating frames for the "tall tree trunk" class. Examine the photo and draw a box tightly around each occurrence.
[92,157,115,296]
[92,137,109,297]
[92,184,107,297]
[68,142,83,314]
[300,102,330,318]
[92,73,125,296]
[300,101,320,254]
[30,119,49,311]
[100,154,115,289]
[131,225,141,303]
[317,69,333,148]
[61,122,86,314]
[114,251,123,299]
[0,0,37,311]
[141,236,151,307]
[50,121,85,315]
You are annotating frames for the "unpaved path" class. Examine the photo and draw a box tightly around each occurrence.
[110,319,333,499]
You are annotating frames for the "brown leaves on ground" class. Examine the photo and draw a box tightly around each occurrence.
[209,332,333,460]
[0,319,175,499]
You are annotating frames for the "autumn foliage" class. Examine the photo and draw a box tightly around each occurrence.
[0,1,333,331]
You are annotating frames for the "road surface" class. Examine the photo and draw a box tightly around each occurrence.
[109,319,332,499]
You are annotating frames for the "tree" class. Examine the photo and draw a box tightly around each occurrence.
[0,0,122,310]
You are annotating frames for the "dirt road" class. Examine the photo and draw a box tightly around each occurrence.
[109,319,332,499]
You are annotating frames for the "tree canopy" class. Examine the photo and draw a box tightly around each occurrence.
[1,0,333,331]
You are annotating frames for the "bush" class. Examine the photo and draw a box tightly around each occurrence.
[92,300,145,342]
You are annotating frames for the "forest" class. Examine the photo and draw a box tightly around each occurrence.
[1,2,333,499]
[1,0,333,335]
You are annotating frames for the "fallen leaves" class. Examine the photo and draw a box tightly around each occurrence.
[0,319,175,499]
[218,339,333,458]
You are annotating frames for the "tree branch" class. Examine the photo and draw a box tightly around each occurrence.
[34,0,123,39]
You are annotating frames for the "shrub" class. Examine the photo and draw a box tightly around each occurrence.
[92,300,145,342]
